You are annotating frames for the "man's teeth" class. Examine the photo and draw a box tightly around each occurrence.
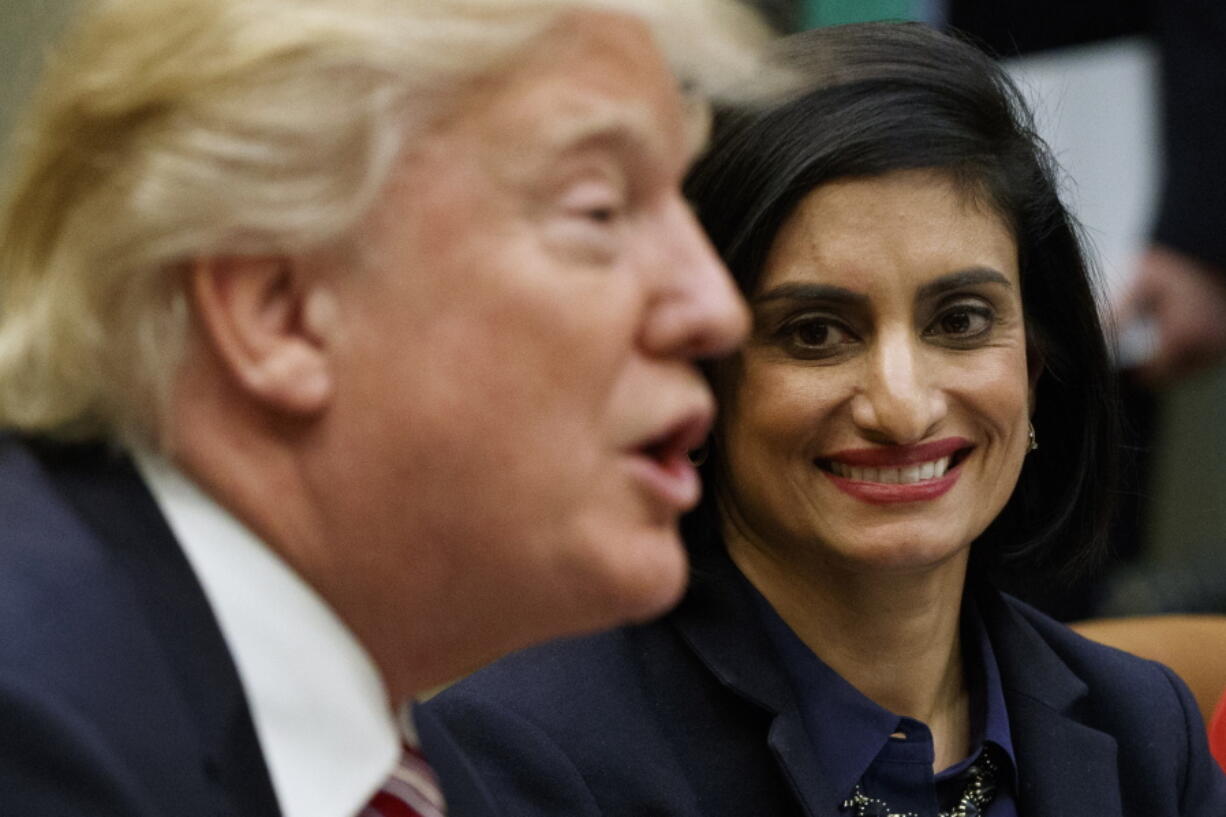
[829,456,951,484]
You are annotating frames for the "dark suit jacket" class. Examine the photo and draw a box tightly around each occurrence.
[0,436,497,817]
[427,544,1226,817]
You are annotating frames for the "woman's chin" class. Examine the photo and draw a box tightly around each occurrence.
[825,537,971,577]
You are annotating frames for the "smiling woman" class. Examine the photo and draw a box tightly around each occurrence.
[719,170,1031,579]
[424,22,1226,817]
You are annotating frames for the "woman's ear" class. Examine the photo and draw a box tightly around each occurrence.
[188,255,335,416]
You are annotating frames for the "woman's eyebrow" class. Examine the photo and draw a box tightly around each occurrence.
[752,282,868,307]
[917,267,1013,300]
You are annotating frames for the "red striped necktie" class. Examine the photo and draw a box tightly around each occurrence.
[358,742,446,817]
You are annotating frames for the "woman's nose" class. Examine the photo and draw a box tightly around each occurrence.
[850,332,947,444]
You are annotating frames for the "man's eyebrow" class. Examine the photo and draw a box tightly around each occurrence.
[542,105,660,159]
[751,282,868,308]
[917,267,1013,300]
[539,96,707,171]
[500,110,655,188]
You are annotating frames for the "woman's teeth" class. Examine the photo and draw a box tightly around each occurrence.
[828,456,951,484]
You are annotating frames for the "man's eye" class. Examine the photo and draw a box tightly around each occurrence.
[582,205,621,224]
[558,179,627,228]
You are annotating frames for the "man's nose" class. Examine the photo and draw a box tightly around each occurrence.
[850,331,947,444]
[639,198,749,359]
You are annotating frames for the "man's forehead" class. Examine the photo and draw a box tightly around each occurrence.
[477,98,711,200]
[534,13,701,134]
[495,27,709,168]
[415,10,711,182]
[533,96,705,162]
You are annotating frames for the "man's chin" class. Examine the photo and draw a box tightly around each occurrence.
[440,532,689,687]
[592,526,691,626]
[481,523,691,656]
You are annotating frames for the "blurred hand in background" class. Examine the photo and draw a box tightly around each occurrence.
[1115,245,1226,384]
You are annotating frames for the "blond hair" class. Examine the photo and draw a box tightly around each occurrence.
[0,0,776,447]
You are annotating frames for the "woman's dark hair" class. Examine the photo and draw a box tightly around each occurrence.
[682,22,1119,582]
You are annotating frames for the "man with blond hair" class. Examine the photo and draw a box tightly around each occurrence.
[0,1,777,814]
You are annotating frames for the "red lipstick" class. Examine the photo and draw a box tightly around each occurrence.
[824,437,970,467]
[819,437,971,505]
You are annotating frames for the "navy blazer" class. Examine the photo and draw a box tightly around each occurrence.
[0,437,497,817]
[427,543,1226,817]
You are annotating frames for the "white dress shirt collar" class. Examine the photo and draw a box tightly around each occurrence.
[134,451,401,817]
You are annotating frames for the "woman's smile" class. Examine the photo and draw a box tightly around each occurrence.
[826,457,952,484]
[817,436,973,504]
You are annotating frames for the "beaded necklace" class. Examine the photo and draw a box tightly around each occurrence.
[839,749,999,817]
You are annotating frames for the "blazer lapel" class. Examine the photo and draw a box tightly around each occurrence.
[672,545,834,817]
[36,440,283,817]
[768,714,841,817]
[415,703,503,817]
[982,590,1123,817]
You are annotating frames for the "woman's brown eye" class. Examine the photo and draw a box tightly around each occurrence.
[936,307,990,337]
[795,322,829,346]
[942,311,972,334]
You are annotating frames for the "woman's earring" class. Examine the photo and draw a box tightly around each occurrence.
[688,440,709,467]
[1027,422,1038,453]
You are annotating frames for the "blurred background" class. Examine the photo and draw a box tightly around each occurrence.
[0,0,72,144]
[3,0,1223,622]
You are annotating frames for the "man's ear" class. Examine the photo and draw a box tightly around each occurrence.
[189,255,335,416]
